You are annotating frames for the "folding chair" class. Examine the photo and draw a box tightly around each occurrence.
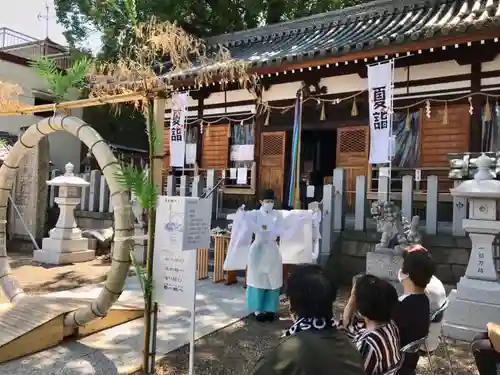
[423,298,454,375]
[401,336,435,374]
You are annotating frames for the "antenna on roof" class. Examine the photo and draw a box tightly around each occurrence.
[37,2,51,39]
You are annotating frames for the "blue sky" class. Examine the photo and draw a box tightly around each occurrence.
[1,0,100,52]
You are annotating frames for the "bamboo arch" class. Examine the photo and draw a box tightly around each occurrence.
[0,115,134,328]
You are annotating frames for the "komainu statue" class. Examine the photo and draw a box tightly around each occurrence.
[370,200,421,255]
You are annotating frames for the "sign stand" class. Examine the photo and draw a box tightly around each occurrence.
[188,273,197,375]
[149,303,159,373]
[150,196,211,375]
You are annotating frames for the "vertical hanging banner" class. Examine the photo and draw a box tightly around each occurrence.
[170,92,189,167]
[368,61,394,164]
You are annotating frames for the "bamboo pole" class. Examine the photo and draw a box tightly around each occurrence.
[142,97,167,373]
[0,88,172,117]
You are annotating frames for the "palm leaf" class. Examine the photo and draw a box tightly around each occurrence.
[31,55,92,99]
[29,56,58,79]
[66,56,92,89]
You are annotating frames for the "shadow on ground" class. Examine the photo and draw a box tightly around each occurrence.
[24,270,108,293]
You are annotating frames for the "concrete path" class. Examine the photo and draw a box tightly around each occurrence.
[0,277,248,374]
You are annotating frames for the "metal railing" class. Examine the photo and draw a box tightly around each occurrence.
[0,28,37,49]
[0,27,72,70]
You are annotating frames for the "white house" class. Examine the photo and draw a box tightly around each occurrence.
[0,27,82,171]
[0,28,83,244]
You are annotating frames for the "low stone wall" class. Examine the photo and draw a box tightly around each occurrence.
[334,231,471,285]
[75,211,113,230]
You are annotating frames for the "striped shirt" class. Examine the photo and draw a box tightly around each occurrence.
[342,316,402,375]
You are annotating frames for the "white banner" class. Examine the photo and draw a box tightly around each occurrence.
[170,93,189,167]
[368,61,394,164]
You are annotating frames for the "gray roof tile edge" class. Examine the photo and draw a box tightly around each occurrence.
[205,0,449,46]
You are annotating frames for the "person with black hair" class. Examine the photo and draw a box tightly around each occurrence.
[248,265,365,375]
[392,247,434,375]
[342,275,402,375]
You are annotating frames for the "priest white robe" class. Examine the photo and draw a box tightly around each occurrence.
[224,208,320,313]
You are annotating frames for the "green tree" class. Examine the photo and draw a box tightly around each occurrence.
[54,0,365,58]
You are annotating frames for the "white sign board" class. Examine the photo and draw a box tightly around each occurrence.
[156,196,211,251]
[153,249,197,309]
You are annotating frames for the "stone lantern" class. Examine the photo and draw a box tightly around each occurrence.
[33,162,96,264]
[443,153,500,341]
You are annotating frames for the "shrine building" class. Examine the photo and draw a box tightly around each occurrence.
[163,0,500,208]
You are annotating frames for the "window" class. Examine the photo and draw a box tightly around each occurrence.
[229,122,254,168]
[185,125,199,166]
[370,110,421,192]
[392,110,420,168]
[481,102,500,152]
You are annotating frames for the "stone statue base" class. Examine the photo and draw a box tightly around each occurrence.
[366,250,403,282]
[33,238,95,265]
[443,278,500,342]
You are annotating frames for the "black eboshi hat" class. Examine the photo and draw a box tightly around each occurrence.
[262,189,276,200]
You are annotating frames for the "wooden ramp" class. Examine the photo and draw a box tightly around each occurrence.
[0,296,143,364]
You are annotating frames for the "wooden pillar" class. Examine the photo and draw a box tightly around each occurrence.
[254,101,264,198]
[470,62,482,152]
[196,97,204,165]
[189,89,211,165]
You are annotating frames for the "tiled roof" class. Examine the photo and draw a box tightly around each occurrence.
[204,0,500,68]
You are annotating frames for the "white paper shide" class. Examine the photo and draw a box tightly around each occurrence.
[368,61,394,164]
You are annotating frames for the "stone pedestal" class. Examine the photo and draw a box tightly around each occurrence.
[443,154,500,342]
[33,163,95,265]
[9,126,50,242]
[366,250,403,282]
[366,250,404,293]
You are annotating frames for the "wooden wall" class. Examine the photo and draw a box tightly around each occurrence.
[200,124,230,169]
[420,104,470,167]
[420,104,470,190]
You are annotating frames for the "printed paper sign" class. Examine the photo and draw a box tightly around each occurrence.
[153,249,197,310]
[155,196,211,251]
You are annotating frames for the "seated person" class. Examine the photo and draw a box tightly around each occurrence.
[411,246,447,352]
[342,274,402,375]
[472,324,500,375]
[248,264,365,375]
[393,247,434,375]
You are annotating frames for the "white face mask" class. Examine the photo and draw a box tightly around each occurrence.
[398,269,409,283]
[261,202,274,212]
